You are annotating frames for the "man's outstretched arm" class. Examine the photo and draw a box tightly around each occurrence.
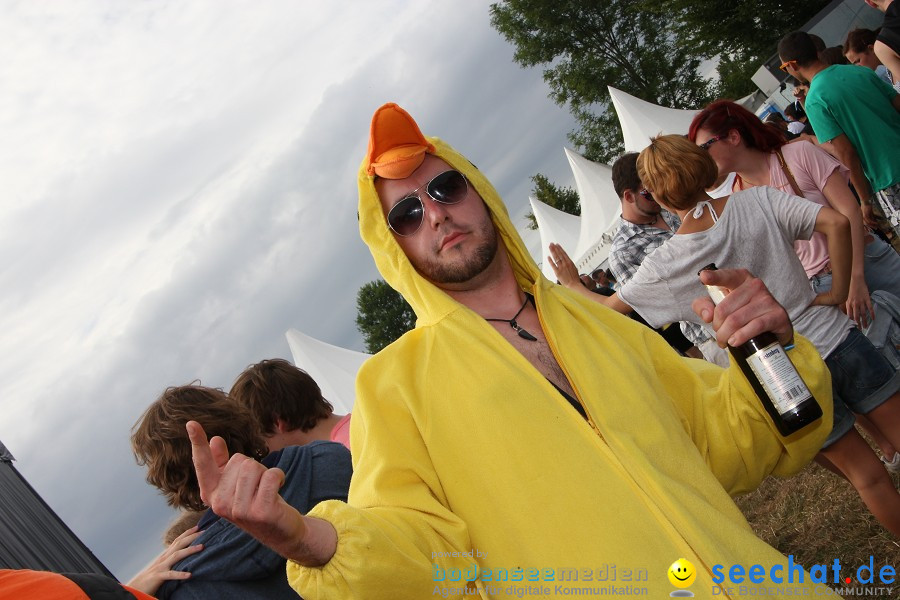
[187,420,337,566]
[821,134,879,228]
[548,242,633,313]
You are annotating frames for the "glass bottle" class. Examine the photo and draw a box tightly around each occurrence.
[699,264,822,436]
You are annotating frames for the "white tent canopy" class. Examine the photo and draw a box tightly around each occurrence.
[517,215,544,267]
[566,148,621,273]
[285,329,370,414]
[530,149,622,279]
[529,195,582,281]
[608,86,699,152]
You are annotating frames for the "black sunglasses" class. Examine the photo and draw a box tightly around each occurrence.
[699,134,726,150]
[386,170,469,236]
[639,188,655,202]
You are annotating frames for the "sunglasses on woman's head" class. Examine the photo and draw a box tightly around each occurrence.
[386,170,469,236]
[699,134,727,150]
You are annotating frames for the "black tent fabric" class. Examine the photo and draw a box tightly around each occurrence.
[0,439,114,577]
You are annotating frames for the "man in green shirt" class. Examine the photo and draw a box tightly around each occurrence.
[779,30,900,244]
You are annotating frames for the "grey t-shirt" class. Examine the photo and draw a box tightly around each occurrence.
[617,185,852,359]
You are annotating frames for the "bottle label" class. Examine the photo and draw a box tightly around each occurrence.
[746,341,813,414]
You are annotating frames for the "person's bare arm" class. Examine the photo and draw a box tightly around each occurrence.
[792,84,808,110]
[810,206,852,307]
[821,134,878,227]
[187,421,336,566]
[875,41,900,90]
[547,243,632,313]
[821,171,873,325]
[788,133,819,145]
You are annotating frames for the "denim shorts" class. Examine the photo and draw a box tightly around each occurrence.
[809,236,900,301]
[862,235,900,297]
[822,327,900,448]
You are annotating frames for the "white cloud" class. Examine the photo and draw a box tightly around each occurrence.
[0,0,580,579]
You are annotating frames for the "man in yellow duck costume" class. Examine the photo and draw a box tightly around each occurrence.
[188,103,835,598]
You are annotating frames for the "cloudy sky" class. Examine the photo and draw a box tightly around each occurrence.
[0,0,580,580]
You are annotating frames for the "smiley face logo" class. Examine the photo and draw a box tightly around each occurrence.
[667,558,697,588]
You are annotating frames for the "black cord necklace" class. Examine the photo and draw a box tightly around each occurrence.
[485,295,538,341]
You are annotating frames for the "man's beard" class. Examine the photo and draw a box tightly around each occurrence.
[414,219,498,285]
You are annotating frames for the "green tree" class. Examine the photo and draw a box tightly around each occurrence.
[490,0,717,163]
[641,0,832,99]
[355,279,416,353]
[525,173,581,229]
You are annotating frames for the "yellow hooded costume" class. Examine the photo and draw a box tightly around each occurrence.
[287,104,834,599]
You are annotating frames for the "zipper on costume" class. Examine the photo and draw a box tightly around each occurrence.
[533,287,604,441]
[533,292,737,599]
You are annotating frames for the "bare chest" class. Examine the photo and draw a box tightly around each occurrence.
[489,322,575,399]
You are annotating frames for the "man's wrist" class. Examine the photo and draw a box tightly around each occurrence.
[284,515,337,567]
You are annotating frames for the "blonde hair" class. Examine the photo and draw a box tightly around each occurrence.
[637,135,718,211]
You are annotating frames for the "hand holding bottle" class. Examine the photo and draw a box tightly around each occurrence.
[691,267,793,348]
[695,265,820,435]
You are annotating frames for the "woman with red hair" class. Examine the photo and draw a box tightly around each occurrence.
[689,99,900,329]
[689,100,900,472]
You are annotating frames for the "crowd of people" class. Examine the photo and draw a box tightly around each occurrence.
[549,28,900,540]
[125,360,353,599]
[5,17,900,600]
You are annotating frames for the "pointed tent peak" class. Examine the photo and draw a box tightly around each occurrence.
[735,93,757,109]
[564,146,612,172]
[563,147,584,161]
[607,86,700,152]
[529,195,582,282]
[562,148,621,264]
[564,147,615,185]
[285,329,371,415]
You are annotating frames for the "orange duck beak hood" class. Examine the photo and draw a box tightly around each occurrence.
[364,103,435,179]
[357,102,542,328]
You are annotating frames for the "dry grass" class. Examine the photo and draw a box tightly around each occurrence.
[736,447,900,571]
